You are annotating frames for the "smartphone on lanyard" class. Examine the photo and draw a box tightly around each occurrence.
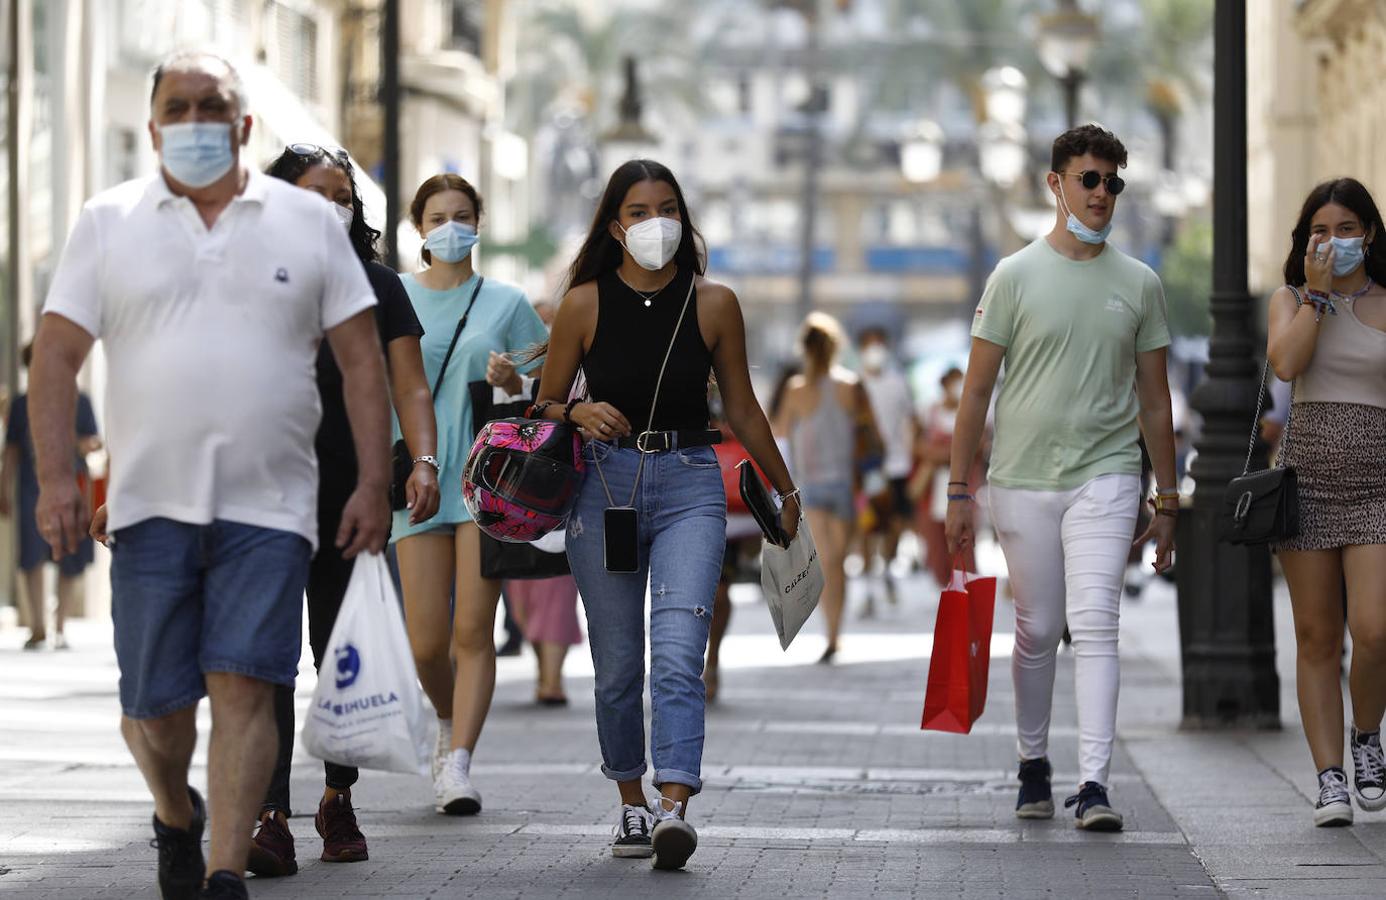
[603,506,640,573]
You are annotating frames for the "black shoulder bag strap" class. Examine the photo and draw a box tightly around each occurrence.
[431,276,486,397]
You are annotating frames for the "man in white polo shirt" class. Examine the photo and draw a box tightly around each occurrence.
[28,51,389,900]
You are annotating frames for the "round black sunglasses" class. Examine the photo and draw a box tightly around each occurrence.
[1057,169,1126,195]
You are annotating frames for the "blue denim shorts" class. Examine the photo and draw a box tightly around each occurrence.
[803,481,855,521]
[110,518,312,720]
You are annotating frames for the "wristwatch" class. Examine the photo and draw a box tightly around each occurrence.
[413,455,440,473]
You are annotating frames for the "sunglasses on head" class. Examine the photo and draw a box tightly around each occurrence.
[1058,169,1126,195]
[287,143,350,162]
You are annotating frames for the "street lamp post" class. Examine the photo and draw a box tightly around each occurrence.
[1175,0,1279,730]
[599,56,658,176]
[1036,0,1099,129]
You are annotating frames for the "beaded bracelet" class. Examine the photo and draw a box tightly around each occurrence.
[529,400,556,420]
[1304,288,1337,323]
[946,492,974,502]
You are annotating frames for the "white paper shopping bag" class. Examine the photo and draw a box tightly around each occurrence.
[759,517,825,650]
[301,553,431,776]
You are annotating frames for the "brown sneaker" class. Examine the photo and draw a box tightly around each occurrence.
[246,810,297,877]
[316,791,369,862]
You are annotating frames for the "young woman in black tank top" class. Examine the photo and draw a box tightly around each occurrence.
[534,160,798,870]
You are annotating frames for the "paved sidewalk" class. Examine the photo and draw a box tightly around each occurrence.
[1,557,1383,898]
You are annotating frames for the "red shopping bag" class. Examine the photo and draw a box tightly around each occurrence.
[920,564,997,734]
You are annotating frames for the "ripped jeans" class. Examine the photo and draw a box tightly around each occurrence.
[566,440,726,794]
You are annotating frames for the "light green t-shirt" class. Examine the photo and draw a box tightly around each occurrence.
[971,238,1170,491]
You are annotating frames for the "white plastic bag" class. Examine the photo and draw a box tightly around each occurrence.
[760,517,825,650]
[301,553,431,776]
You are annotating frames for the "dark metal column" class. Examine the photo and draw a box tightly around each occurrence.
[381,0,400,270]
[1175,0,1279,729]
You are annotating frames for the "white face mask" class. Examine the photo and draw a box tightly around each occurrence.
[333,202,354,230]
[619,217,682,271]
[861,344,889,372]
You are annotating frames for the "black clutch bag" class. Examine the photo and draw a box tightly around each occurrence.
[1219,359,1299,545]
[738,460,789,549]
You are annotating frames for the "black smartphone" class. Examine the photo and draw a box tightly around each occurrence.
[604,506,639,573]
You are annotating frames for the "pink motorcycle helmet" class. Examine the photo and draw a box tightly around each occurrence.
[463,418,585,543]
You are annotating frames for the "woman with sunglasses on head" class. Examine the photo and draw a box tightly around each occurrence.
[1267,178,1386,828]
[946,124,1177,833]
[392,174,549,817]
[532,159,798,871]
[247,143,439,876]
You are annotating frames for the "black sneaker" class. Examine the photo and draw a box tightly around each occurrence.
[650,799,697,871]
[1350,727,1386,812]
[1016,757,1054,819]
[1063,781,1123,832]
[1315,766,1354,827]
[200,870,249,899]
[611,803,653,858]
[151,787,206,900]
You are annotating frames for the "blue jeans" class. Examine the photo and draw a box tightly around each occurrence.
[110,517,311,719]
[566,441,726,794]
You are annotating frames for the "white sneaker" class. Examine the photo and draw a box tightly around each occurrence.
[431,718,452,782]
[1350,727,1386,812]
[611,803,654,858]
[650,798,697,871]
[1314,767,1353,827]
[435,748,482,816]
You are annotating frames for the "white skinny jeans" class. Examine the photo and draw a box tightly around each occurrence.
[988,473,1140,786]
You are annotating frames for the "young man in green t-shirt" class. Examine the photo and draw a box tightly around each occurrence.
[946,124,1178,831]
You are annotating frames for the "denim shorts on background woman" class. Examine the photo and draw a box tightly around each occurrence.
[110,517,311,719]
[565,441,727,794]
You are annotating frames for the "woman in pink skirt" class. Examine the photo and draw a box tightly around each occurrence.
[506,575,583,704]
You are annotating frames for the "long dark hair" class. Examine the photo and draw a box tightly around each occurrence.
[564,159,705,292]
[1283,177,1386,287]
[265,146,381,264]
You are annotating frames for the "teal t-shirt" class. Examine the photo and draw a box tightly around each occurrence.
[391,272,548,540]
[970,238,1170,491]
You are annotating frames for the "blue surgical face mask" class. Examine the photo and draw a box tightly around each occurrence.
[1329,235,1366,277]
[1058,181,1113,245]
[158,122,237,188]
[423,221,479,263]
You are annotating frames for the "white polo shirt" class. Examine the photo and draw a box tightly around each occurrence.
[42,168,377,550]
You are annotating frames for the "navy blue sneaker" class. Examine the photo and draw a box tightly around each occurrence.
[1016,757,1054,819]
[200,870,248,899]
[1063,781,1124,832]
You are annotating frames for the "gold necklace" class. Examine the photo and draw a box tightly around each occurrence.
[617,268,677,308]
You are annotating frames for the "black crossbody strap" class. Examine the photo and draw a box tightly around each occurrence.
[1242,285,1300,475]
[431,276,486,397]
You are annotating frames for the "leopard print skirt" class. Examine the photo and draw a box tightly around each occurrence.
[1274,401,1386,551]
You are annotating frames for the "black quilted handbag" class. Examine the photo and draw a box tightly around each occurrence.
[1220,360,1300,545]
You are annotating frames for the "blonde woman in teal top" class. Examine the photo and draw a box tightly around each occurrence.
[393,174,547,818]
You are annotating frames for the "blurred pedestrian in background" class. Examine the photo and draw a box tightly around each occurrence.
[246,142,438,877]
[392,173,549,818]
[1,341,101,651]
[913,366,978,588]
[775,312,882,664]
[856,327,916,613]
[1266,177,1386,828]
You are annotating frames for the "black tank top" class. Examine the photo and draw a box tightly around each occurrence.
[584,266,712,432]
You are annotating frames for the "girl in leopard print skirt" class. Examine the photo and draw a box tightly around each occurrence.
[1268,178,1386,829]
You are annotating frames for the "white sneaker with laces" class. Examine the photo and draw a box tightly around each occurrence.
[432,718,453,782]
[1350,727,1386,812]
[650,798,697,871]
[1315,767,1353,827]
[435,748,482,816]
[611,803,654,858]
